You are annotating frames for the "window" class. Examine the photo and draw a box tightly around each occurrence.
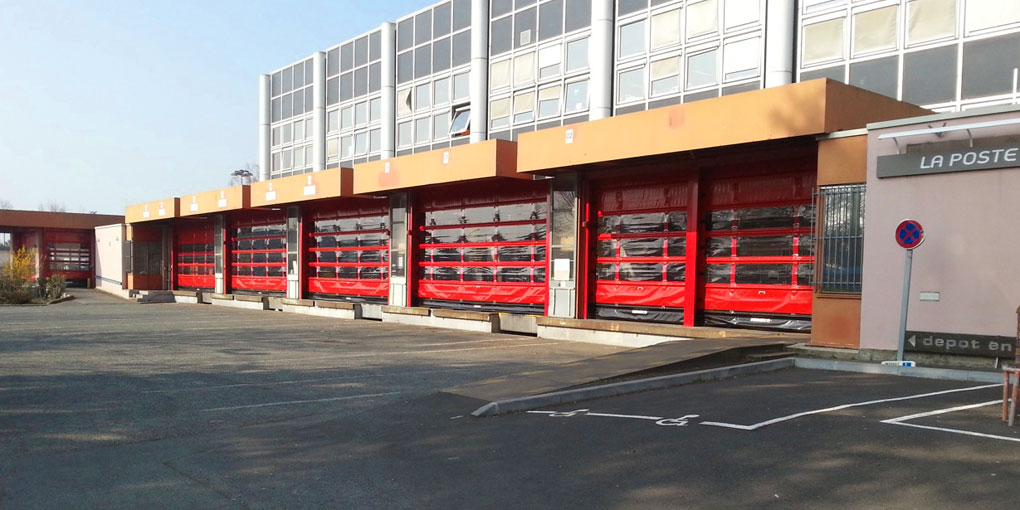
[341,106,353,128]
[725,0,759,29]
[326,138,339,158]
[295,145,305,168]
[651,8,681,50]
[618,67,645,102]
[966,0,1020,32]
[434,77,450,104]
[565,0,591,32]
[415,117,430,144]
[539,0,564,41]
[370,129,381,151]
[687,0,719,38]
[282,123,293,144]
[370,97,381,121]
[355,102,367,126]
[538,44,561,79]
[449,108,471,136]
[397,88,412,115]
[433,113,450,139]
[903,45,957,105]
[853,5,898,55]
[566,37,589,72]
[398,121,413,147]
[849,56,898,98]
[453,72,470,100]
[564,79,589,113]
[650,56,681,96]
[491,97,511,129]
[491,59,511,90]
[416,84,431,111]
[619,20,646,58]
[327,111,338,133]
[272,126,281,146]
[907,0,956,45]
[538,85,561,118]
[514,52,536,85]
[513,91,535,123]
[819,184,864,293]
[723,37,759,81]
[687,49,718,89]
[515,6,537,48]
[961,33,1020,99]
[804,18,845,66]
[341,136,354,158]
[355,132,368,155]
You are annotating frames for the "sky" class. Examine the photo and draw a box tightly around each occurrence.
[0,0,425,215]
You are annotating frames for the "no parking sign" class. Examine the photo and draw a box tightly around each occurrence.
[895,220,924,250]
[893,219,925,365]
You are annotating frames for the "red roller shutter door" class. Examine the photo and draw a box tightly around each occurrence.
[591,179,690,323]
[174,222,214,290]
[701,172,815,331]
[44,230,92,284]
[418,180,549,314]
[307,200,390,303]
[230,211,287,294]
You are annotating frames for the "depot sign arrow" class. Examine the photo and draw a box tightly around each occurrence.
[905,330,1015,358]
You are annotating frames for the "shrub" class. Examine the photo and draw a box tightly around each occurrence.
[41,274,67,301]
[0,248,37,304]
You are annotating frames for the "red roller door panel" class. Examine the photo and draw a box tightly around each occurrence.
[175,222,214,290]
[230,211,287,293]
[306,200,390,301]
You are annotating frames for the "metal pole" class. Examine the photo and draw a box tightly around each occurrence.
[896,248,913,362]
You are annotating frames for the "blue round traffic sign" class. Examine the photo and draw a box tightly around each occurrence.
[895,219,924,249]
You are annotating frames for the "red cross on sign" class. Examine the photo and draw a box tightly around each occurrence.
[895,219,924,249]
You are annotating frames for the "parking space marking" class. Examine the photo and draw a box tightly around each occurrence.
[700,383,1001,431]
[200,391,401,412]
[881,400,1020,443]
[528,409,700,426]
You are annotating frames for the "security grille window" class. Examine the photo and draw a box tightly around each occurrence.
[613,0,764,114]
[325,28,383,168]
[396,0,472,155]
[488,0,593,140]
[270,58,316,179]
[798,0,1020,111]
[819,184,864,294]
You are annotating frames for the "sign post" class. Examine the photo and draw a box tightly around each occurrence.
[894,220,924,364]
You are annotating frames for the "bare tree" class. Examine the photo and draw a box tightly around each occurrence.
[38,201,67,212]
[228,163,260,187]
[0,198,12,210]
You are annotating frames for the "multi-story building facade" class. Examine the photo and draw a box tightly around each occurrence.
[259,0,1020,180]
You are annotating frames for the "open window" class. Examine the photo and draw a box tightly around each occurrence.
[449,107,470,137]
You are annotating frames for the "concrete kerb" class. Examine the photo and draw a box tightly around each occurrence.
[469,357,1005,417]
[470,358,796,417]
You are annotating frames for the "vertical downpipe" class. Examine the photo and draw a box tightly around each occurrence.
[470,0,490,143]
[313,52,326,172]
[589,0,614,120]
[380,22,397,160]
[764,0,796,88]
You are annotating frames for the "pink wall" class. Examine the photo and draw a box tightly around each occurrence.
[861,109,1020,351]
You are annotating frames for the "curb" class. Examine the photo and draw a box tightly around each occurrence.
[470,358,796,417]
[793,358,1002,383]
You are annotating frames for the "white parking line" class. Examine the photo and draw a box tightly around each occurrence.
[200,391,401,412]
[700,383,1002,431]
[528,409,700,426]
[881,400,1020,443]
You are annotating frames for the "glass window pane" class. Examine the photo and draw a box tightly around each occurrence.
[854,5,898,55]
[342,135,354,157]
[907,0,956,45]
[397,88,412,115]
[564,79,589,112]
[651,8,681,49]
[327,137,339,157]
[433,113,450,139]
[341,42,354,71]
[566,37,589,72]
[370,62,380,93]
[370,30,381,61]
[725,0,759,29]
[687,49,718,89]
[961,33,1020,99]
[515,7,538,48]
[353,67,368,97]
[415,117,430,143]
[434,1,452,37]
[282,66,293,93]
[513,91,535,123]
[902,45,957,105]
[723,37,759,81]
[453,72,470,100]
[434,77,450,104]
[617,67,645,102]
[453,0,472,30]
[619,0,647,16]
[491,59,511,90]
[326,76,339,105]
[433,36,451,72]
[538,43,561,79]
[803,18,844,65]
[355,101,368,125]
[565,0,591,32]
[966,0,1020,32]
[619,20,646,58]
[492,0,513,17]
[514,52,536,85]
[398,18,414,51]
[452,30,472,67]
[491,16,513,55]
[398,51,413,83]
[414,45,432,79]
[398,121,413,147]
[539,0,564,41]
[449,108,471,135]
[491,97,511,128]
[416,83,431,111]
[415,11,432,45]
[538,84,561,118]
[370,97,381,121]
[340,72,353,102]
[650,56,680,96]
[687,0,719,38]
[355,35,368,66]
[370,129,380,151]
[849,55,899,98]
[355,132,368,154]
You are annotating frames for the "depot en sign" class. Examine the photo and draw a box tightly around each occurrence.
[877,143,1020,178]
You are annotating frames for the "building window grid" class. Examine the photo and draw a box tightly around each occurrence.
[396,2,472,151]
[325,29,384,167]
[269,57,317,178]
[488,0,593,135]
[613,0,765,111]
[797,0,1020,111]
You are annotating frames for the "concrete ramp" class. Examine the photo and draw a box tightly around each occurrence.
[445,337,797,403]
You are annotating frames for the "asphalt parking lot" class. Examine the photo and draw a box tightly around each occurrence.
[1,290,1018,509]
